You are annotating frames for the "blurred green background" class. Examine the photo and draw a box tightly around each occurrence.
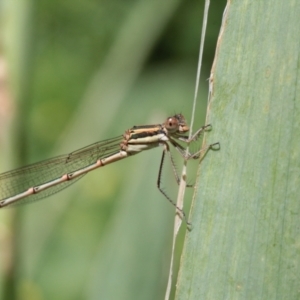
[0,0,226,299]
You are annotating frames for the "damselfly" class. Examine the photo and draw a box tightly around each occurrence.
[0,114,216,223]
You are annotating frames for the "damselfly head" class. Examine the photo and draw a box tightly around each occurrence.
[164,114,189,133]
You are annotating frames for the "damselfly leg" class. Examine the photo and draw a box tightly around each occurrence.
[157,123,218,226]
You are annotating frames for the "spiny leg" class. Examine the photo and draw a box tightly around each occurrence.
[157,144,191,226]
[171,123,218,159]
[177,124,212,143]
[170,139,220,160]
[188,124,212,142]
[184,142,220,160]
[163,143,193,187]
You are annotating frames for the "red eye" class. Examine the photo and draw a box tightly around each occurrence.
[165,117,179,131]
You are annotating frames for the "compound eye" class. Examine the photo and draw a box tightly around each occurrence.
[165,117,179,131]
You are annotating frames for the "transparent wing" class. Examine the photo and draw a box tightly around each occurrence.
[0,136,123,206]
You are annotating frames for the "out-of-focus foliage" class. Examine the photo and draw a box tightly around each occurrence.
[0,0,226,299]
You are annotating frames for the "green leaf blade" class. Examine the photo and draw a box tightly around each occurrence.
[176,1,300,299]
